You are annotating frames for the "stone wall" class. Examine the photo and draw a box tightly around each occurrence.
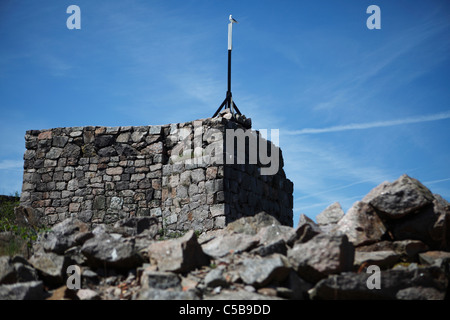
[19,113,293,232]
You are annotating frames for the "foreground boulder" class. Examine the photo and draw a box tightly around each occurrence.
[0,281,47,300]
[309,265,448,300]
[113,217,159,237]
[147,230,209,273]
[39,218,91,254]
[356,240,429,260]
[364,174,434,218]
[334,201,387,246]
[288,233,354,283]
[81,233,143,270]
[29,251,70,287]
[201,232,258,258]
[238,254,291,288]
[292,214,321,244]
[225,211,282,235]
[331,174,450,251]
[316,202,344,233]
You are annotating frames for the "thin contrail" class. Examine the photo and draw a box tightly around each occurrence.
[286,110,450,135]
[424,177,450,185]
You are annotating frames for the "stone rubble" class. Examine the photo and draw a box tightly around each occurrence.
[0,174,449,300]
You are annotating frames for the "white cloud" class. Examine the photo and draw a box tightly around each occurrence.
[0,160,23,171]
[284,111,450,135]
[424,177,450,185]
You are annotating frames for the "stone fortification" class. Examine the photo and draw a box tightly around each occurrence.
[19,111,293,232]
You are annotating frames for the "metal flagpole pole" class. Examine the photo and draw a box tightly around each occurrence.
[213,15,241,118]
[227,22,232,111]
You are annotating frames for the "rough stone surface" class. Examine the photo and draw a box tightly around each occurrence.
[39,218,90,254]
[77,288,101,300]
[225,211,282,235]
[291,214,321,244]
[316,202,344,226]
[239,254,290,288]
[147,230,209,273]
[19,112,293,232]
[81,233,143,269]
[5,161,450,300]
[356,240,429,260]
[204,267,228,288]
[334,201,387,247]
[135,288,199,300]
[0,256,16,284]
[309,265,447,300]
[386,201,448,249]
[354,250,401,269]
[419,251,450,268]
[288,233,355,282]
[140,269,181,290]
[366,174,435,219]
[0,281,47,300]
[201,232,258,259]
[29,251,69,286]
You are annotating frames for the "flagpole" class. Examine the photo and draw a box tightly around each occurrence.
[213,15,241,118]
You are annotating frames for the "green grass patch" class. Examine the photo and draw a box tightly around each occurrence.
[0,192,46,257]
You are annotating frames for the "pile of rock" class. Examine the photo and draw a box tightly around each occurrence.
[1,174,449,300]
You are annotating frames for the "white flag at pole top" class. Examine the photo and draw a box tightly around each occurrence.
[229,15,238,23]
[228,15,237,50]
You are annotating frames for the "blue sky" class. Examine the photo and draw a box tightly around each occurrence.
[1,0,450,226]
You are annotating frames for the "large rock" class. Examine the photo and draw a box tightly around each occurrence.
[29,251,70,287]
[113,217,159,237]
[77,288,101,300]
[309,265,447,300]
[365,174,434,219]
[387,204,443,249]
[356,240,429,261]
[14,206,42,228]
[282,270,313,300]
[204,267,228,288]
[250,223,296,256]
[147,230,209,273]
[380,195,450,250]
[226,211,281,235]
[290,214,321,245]
[288,233,354,283]
[0,281,47,300]
[135,288,199,300]
[419,251,450,268]
[39,217,91,254]
[239,254,291,288]
[201,232,258,259]
[9,256,39,283]
[354,251,401,269]
[334,201,387,247]
[81,233,143,269]
[432,195,450,249]
[316,202,344,226]
[204,288,284,300]
[251,239,287,257]
[0,256,16,284]
[140,269,181,290]
[255,224,296,246]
